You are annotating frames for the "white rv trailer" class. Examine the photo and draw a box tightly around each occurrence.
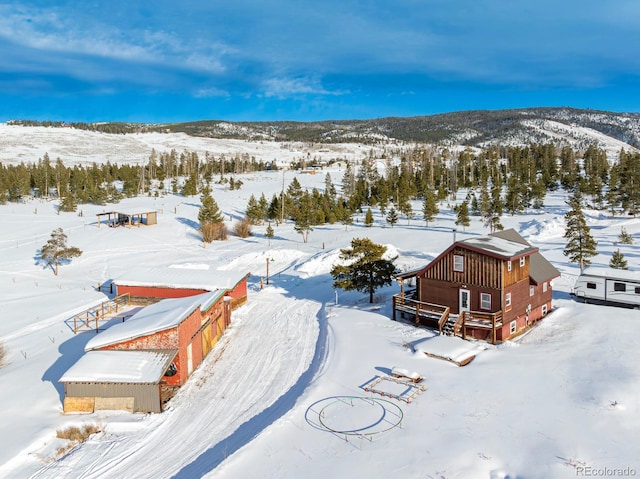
[572,266,640,307]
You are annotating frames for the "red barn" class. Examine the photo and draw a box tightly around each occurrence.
[114,267,249,309]
[393,229,560,344]
[60,269,250,413]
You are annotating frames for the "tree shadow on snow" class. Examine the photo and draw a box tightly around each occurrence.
[41,330,99,402]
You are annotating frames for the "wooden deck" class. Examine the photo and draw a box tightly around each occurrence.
[392,293,503,344]
[68,294,134,333]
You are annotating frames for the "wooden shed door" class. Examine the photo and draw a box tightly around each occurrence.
[202,324,212,357]
[187,343,193,375]
[459,289,470,313]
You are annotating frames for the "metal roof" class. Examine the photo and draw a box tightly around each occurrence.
[60,349,178,384]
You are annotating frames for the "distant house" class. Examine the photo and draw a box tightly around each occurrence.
[60,270,250,413]
[393,229,560,344]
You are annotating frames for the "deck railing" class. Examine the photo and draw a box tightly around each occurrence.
[70,293,131,333]
[393,293,450,326]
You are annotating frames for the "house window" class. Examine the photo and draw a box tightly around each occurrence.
[635,286,640,294]
[453,255,464,272]
[480,292,491,310]
[543,282,548,293]
[519,257,526,267]
[530,285,535,296]
[587,282,597,289]
[614,282,626,292]
[507,261,512,272]
[542,304,548,316]
[510,320,517,334]
[505,292,512,308]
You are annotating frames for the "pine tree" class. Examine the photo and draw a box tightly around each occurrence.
[609,249,628,270]
[40,228,82,275]
[563,192,598,272]
[245,194,262,224]
[386,207,399,228]
[293,191,314,243]
[330,237,398,303]
[198,192,223,224]
[618,226,634,245]
[265,222,275,246]
[198,192,225,243]
[59,193,78,213]
[455,201,471,230]
[422,187,439,226]
[364,207,374,227]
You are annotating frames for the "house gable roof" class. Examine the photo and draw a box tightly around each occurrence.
[414,228,560,284]
[490,229,561,284]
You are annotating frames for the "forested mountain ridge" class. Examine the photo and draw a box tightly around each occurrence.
[10,107,640,150]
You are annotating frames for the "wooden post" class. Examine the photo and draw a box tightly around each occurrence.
[492,314,496,345]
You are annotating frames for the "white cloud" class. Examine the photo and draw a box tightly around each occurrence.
[0,5,228,74]
[262,77,348,99]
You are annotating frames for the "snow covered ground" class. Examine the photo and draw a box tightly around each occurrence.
[0,134,639,478]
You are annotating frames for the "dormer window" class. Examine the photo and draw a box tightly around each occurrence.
[453,255,464,272]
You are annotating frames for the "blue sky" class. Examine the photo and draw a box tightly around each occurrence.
[1,1,639,123]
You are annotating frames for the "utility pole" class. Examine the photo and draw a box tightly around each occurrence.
[280,170,285,224]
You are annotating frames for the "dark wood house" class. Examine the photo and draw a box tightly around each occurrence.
[393,229,560,343]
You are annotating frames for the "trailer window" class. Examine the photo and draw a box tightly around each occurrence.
[614,282,626,292]
[586,282,597,289]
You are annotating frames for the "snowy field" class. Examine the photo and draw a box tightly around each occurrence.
[0,133,639,478]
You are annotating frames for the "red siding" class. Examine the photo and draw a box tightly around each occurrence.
[117,285,210,299]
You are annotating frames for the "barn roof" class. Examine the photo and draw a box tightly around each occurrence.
[114,265,249,292]
[85,291,226,351]
[60,349,178,384]
[490,229,560,284]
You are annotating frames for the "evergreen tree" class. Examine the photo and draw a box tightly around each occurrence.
[258,193,269,222]
[422,187,439,226]
[245,194,262,224]
[563,192,598,272]
[198,192,226,244]
[198,192,223,224]
[293,191,314,243]
[454,201,471,230]
[618,227,634,245]
[40,228,82,275]
[364,207,374,227]
[59,193,78,213]
[181,172,198,196]
[609,249,628,270]
[267,193,282,225]
[386,207,399,228]
[265,222,275,246]
[330,237,398,303]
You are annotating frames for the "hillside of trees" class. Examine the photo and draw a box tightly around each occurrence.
[10,107,640,148]
[3,143,639,246]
